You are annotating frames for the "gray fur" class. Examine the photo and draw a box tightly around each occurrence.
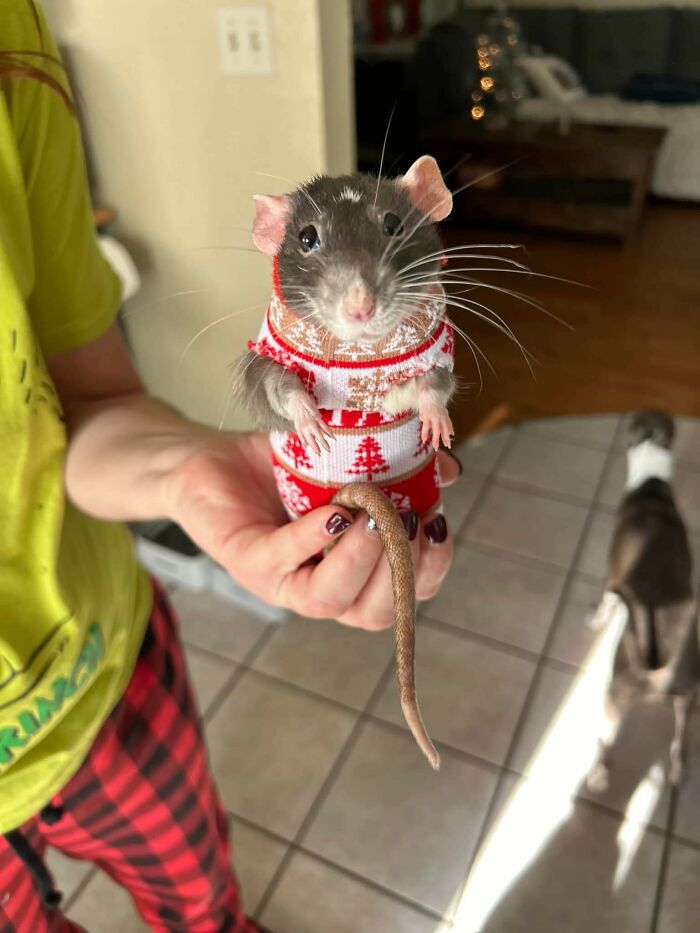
[230,350,299,432]
[424,365,456,407]
[627,409,675,449]
[276,173,444,341]
[588,409,698,789]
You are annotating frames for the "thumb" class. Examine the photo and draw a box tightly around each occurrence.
[265,503,354,576]
[437,449,462,488]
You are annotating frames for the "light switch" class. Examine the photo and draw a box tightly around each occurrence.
[217,6,273,76]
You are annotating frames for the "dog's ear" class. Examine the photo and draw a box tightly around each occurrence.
[628,410,675,449]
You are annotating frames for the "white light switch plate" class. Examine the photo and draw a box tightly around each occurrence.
[217,6,273,76]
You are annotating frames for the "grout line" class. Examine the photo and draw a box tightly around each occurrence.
[453,426,523,549]
[362,712,502,775]
[252,658,397,920]
[451,536,574,577]
[484,475,606,511]
[240,820,445,924]
[460,415,628,887]
[518,426,621,454]
[183,639,240,667]
[201,625,278,726]
[63,864,98,913]
[649,787,680,933]
[420,614,545,666]
[468,421,619,454]
[669,831,700,853]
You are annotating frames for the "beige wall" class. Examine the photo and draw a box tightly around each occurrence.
[47,0,354,428]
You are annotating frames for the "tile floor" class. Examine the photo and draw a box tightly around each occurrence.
[52,414,700,932]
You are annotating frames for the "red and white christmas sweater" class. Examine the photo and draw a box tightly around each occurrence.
[248,261,455,519]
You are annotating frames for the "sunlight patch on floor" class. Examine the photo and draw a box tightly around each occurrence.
[613,761,664,891]
[449,598,630,931]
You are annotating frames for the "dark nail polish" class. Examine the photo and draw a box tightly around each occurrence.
[400,511,419,541]
[424,514,448,544]
[444,450,463,476]
[326,513,351,535]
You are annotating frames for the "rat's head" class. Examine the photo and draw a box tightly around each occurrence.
[252,156,452,341]
[627,410,675,450]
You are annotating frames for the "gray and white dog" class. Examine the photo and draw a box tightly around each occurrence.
[588,410,698,790]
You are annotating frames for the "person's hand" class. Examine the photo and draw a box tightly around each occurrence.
[163,432,458,630]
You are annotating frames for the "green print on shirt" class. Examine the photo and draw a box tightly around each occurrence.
[0,622,105,767]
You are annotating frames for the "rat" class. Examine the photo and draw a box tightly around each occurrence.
[232,156,456,769]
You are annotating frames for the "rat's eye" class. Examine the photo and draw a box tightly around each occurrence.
[382,213,404,236]
[299,225,320,252]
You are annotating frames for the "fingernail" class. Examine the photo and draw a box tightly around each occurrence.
[424,515,448,544]
[326,513,351,535]
[444,450,463,475]
[400,510,419,541]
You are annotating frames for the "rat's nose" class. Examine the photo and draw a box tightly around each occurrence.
[342,285,376,322]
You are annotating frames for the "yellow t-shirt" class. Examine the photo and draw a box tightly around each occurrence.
[0,2,151,833]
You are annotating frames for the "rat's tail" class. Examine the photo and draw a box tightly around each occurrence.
[332,483,441,770]
[401,697,441,770]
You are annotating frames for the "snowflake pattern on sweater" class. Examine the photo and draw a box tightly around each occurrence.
[249,261,454,517]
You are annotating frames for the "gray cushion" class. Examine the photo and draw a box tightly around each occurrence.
[671,9,700,82]
[575,9,674,93]
[453,9,491,41]
[516,8,577,65]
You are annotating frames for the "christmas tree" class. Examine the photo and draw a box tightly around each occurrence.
[282,434,313,470]
[469,5,528,128]
[347,436,390,482]
[414,432,432,459]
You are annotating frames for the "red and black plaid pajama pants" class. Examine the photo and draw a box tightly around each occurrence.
[0,584,258,933]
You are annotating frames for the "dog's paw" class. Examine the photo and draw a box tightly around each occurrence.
[669,759,685,787]
[587,763,610,793]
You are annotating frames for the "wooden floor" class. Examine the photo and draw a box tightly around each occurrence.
[445,201,700,440]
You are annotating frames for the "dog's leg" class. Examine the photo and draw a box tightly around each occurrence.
[587,696,621,792]
[669,693,692,786]
[587,591,621,632]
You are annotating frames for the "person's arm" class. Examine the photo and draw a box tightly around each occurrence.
[18,2,454,629]
[48,324,457,629]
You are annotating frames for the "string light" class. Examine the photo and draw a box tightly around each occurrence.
[471,106,485,120]
[481,76,494,91]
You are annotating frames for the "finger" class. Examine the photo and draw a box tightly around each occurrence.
[320,423,336,439]
[340,511,421,630]
[286,516,385,620]
[421,421,430,444]
[339,549,395,631]
[261,504,353,593]
[436,450,461,487]
[415,508,452,601]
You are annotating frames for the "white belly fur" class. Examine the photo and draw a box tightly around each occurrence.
[626,439,673,491]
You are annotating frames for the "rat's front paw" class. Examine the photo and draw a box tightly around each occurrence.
[419,402,454,450]
[293,395,335,454]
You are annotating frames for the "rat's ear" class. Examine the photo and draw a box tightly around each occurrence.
[399,156,452,222]
[252,194,290,256]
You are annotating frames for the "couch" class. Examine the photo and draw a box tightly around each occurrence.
[407,4,700,200]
